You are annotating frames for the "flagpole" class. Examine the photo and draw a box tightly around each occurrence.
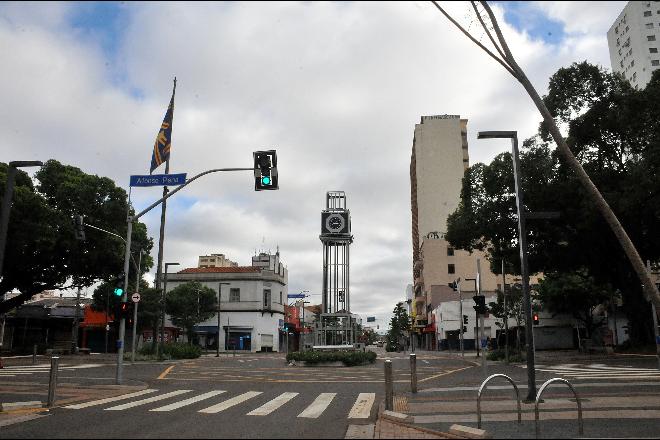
[155,77,176,358]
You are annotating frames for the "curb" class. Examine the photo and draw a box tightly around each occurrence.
[376,400,464,439]
[0,402,46,413]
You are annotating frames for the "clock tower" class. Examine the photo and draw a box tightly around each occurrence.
[308,191,357,347]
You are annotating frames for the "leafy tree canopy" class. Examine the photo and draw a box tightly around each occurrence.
[446,63,660,343]
[165,281,217,345]
[0,160,154,313]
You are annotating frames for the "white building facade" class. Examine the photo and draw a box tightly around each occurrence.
[166,252,288,353]
[608,1,660,88]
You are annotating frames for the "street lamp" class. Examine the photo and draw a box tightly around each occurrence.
[217,282,231,357]
[159,262,179,356]
[0,161,42,363]
[477,130,536,401]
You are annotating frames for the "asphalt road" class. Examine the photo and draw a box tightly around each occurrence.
[0,347,472,439]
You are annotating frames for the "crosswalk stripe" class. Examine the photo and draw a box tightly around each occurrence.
[198,391,262,414]
[297,393,336,419]
[246,392,298,416]
[348,393,375,419]
[105,390,192,411]
[65,389,159,409]
[149,391,226,412]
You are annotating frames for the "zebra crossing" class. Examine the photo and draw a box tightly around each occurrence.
[64,389,376,419]
[527,363,660,380]
[0,363,103,378]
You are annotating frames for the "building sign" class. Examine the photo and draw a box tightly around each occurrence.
[425,231,446,240]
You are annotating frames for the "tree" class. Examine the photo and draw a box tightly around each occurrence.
[446,63,660,343]
[386,302,410,352]
[0,160,154,313]
[432,1,660,312]
[488,283,525,351]
[165,282,217,345]
[537,269,617,339]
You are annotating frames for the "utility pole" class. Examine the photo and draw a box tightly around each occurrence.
[217,283,230,357]
[502,259,509,365]
[458,280,464,357]
[477,259,486,376]
[72,286,81,354]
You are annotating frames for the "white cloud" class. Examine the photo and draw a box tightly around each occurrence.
[0,1,624,323]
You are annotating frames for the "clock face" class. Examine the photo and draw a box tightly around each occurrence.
[329,216,343,229]
[325,213,346,233]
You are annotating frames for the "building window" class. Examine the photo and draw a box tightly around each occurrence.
[631,60,635,67]
[448,264,455,274]
[229,288,240,302]
[651,48,659,53]
[647,22,655,29]
[649,35,657,41]
[652,60,660,66]
[279,291,283,304]
[447,247,455,256]
[621,60,624,68]
[263,289,271,308]
[633,72,637,81]
[645,10,653,17]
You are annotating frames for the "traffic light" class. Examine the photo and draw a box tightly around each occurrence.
[253,150,278,191]
[533,313,540,325]
[463,314,468,325]
[113,273,125,297]
[115,301,132,321]
[448,281,458,291]
[473,295,487,314]
[72,215,85,241]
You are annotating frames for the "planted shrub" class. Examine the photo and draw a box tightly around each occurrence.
[136,342,201,360]
[286,350,377,366]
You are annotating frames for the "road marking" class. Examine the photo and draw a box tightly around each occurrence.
[198,391,262,414]
[418,366,473,383]
[157,365,175,380]
[246,392,298,416]
[348,393,375,419]
[105,390,192,411]
[298,393,336,419]
[64,389,159,409]
[149,391,227,412]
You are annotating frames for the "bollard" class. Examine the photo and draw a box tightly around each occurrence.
[410,353,418,393]
[384,360,393,411]
[33,344,37,365]
[47,356,60,407]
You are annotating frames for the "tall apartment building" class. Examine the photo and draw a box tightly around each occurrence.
[607,1,660,88]
[410,115,500,350]
[197,253,238,268]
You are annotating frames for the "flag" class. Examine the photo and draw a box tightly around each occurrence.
[150,79,176,174]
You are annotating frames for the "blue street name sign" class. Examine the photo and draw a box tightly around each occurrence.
[288,293,306,299]
[367,317,376,322]
[130,173,187,187]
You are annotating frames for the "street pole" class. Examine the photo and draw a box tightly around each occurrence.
[160,262,179,354]
[72,286,81,354]
[647,261,660,370]
[458,280,464,357]
[215,282,229,357]
[115,165,257,383]
[131,250,143,363]
[502,259,509,365]
[478,131,536,401]
[478,259,486,376]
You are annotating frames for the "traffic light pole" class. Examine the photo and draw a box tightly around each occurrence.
[115,166,255,384]
[458,282,464,358]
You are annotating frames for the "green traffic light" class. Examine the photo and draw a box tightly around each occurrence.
[114,287,123,296]
[261,176,271,185]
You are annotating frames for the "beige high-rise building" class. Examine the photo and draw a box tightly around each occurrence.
[197,253,238,268]
[410,115,500,349]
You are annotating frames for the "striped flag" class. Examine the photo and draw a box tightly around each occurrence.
[150,79,176,174]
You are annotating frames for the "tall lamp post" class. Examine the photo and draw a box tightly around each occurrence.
[0,161,43,362]
[217,282,230,357]
[159,262,179,357]
[477,130,536,401]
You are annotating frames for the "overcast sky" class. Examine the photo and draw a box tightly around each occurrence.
[1,1,626,330]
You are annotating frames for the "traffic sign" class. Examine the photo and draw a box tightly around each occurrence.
[131,293,141,303]
[130,173,187,187]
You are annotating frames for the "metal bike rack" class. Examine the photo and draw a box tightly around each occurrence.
[477,374,522,429]
[535,378,583,439]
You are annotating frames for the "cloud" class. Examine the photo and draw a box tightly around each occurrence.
[0,1,624,324]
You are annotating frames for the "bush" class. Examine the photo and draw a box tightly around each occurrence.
[486,349,526,363]
[135,342,201,360]
[286,350,377,366]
